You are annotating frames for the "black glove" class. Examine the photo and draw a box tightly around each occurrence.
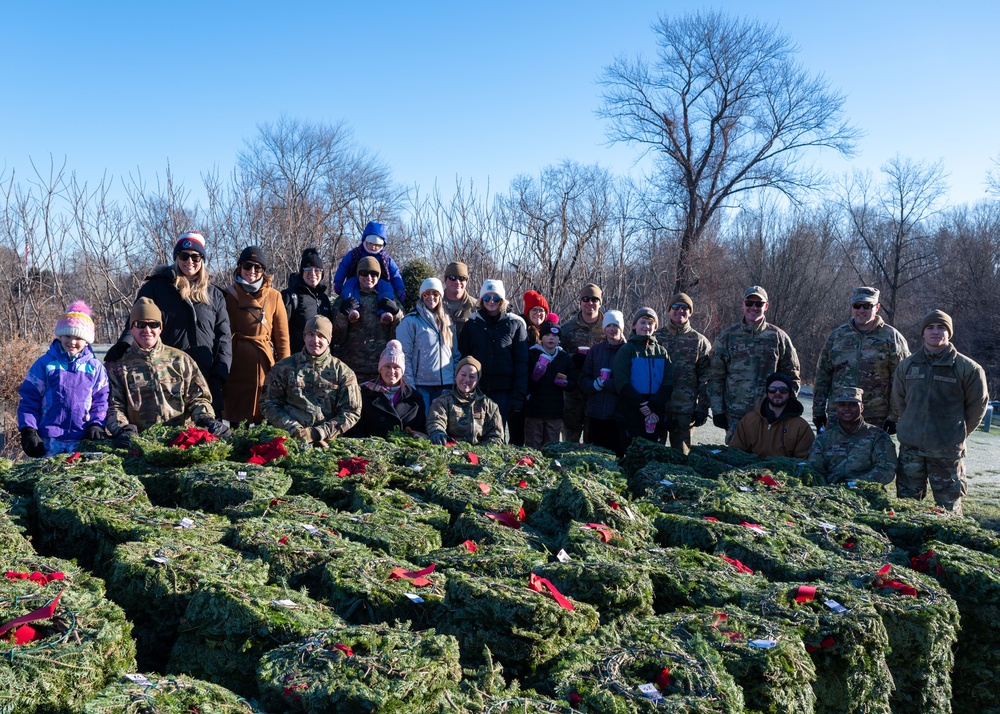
[377,298,399,315]
[84,424,106,441]
[208,375,226,414]
[113,425,138,449]
[198,417,232,438]
[104,341,130,364]
[883,420,896,435]
[430,432,448,445]
[692,411,709,428]
[813,415,827,432]
[339,297,361,316]
[19,427,46,458]
[510,394,525,413]
[712,413,728,431]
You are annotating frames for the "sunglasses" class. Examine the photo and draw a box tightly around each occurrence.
[767,386,790,394]
[670,303,691,311]
[177,252,203,263]
[482,295,502,303]
[133,320,161,330]
[580,296,601,303]
[744,300,765,308]
[358,270,379,278]
[302,267,322,275]
[241,262,264,273]
[852,303,874,310]
[446,275,468,282]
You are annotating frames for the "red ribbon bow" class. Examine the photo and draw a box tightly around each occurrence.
[248,436,288,465]
[720,555,754,574]
[388,564,436,587]
[466,451,480,465]
[0,587,65,639]
[795,585,816,603]
[609,501,621,510]
[583,523,614,543]
[65,452,81,464]
[460,540,478,553]
[910,550,942,574]
[478,482,490,494]
[656,667,671,689]
[517,480,528,488]
[528,573,574,610]
[516,456,534,467]
[168,427,218,450]
[485,511,521,529]
[873,564,918,597]
[332,643,353,657]
[703,516,719,522]
[753,475,781,488]
[5,571,65,587]
[806,636,835,652]
[337,457,369,478]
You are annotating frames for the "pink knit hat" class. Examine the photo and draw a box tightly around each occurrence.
[54,300,96,344]
[378,339,406,373]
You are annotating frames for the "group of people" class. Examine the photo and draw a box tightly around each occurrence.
[15,226,989,515]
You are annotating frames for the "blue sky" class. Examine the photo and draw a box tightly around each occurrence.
[3,1,997,207]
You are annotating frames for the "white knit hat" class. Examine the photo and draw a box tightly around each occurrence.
[479,279,506,301]
[420,277,443,296]
[602,310,625,330]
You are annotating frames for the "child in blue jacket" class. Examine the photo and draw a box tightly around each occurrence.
[17,301,109,456]
[333,222,407,319]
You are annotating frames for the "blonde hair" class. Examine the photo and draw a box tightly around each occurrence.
[173,264,211,304]
[426,297,453,352]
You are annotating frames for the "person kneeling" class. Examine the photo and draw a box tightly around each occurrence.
[427,356,505,446]
[807,387,897,486]
[348,340,426,438]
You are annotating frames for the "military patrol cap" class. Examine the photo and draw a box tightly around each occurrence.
[834,387,864,403]
[744,285,768,302]
[850,287,879,305]
[304,315,333,342]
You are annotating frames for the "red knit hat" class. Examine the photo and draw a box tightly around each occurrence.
[522,290,550,317]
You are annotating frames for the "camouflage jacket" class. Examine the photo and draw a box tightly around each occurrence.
[813,317,909,424]
[654,321,711,418]
[261,348,362,441]
[444,293,478,336]
[707,319,800,420]
[426,387,505,445]
[807,419,898,485]
[891,345,989,458]
[331,289,402,381]
[106,340,214,436]
[559,310,606,356]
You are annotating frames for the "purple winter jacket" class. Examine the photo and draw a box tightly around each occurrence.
[17,341,109,439]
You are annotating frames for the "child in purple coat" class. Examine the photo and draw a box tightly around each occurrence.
[17,301,109,457]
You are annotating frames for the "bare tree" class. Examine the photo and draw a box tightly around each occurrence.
[839,155,947,324]
[599,10,859,294]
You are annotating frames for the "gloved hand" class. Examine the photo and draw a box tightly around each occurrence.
[692,411,709,428]
[712,413,728,431]
[308,427,323,443]
[639,402,652,418]
[883,420,897,435]
[290,426,311,440]
[430,432,448,445]
[510,394,525,413]
[19,427,46,458]
[377,298,399,315]
[209,375,226,414]
[339,297,361,316]
[197,417,231,437]
[113,425,138,449]
[104,341,130,364]
[813,415,827,432]
[593,378,605,391]
[83,424,106,441]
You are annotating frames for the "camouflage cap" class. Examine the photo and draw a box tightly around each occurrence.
[850,286,879,305]
[744,285,768,302]
[834,387,864,404]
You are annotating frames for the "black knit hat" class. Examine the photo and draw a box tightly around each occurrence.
[238,245,268,270]
[300,248,324,271]
[765,372,795,393]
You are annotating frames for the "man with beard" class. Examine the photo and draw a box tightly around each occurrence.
[730,372,814,458]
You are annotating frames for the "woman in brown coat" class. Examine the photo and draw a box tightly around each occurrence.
[223,245,291,425]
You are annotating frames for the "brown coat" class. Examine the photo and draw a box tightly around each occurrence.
[223,277,291,425]
[730,397,815,459]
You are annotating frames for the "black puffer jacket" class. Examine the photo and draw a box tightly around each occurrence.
[458,309,528,400]
[112,265,232,409]
[281,273,333,353]
[347,383,426,438]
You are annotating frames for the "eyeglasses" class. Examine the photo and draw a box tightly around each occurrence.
[482,295,502,303]
[133,321,161,330]
[241,262,264,273]
[767,386,790,394]
[670,303,691,311]
[744,300,765,308]
[302,267,322,275]
[852,303,874,310]
[177,252,203,263]
[358,270,379,278]
[580,296,601,303]
[446,275,468,282]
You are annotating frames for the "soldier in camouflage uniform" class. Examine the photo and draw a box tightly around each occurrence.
[707,286,800,444]
[106,298,225,448]
[442,261,478,337]
[807,387,897,486]
[559,283,606,443]
[427,355,505,445]
[653,292,711,454]
[813,287,909,433]
[331,256,403,385]
[891,310,989,515]
[262,315,362,447]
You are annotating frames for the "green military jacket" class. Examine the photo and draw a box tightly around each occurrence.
[427,388,505,445]
[262,348,362,441]
[707,319,800,421]
[444,293,478,336]
[331,289,402,381]
[106,340,213,436]
[807,419,898,485]
[654,321,711,419]
[891,345,989,458]
[813,317,909,424]
[559,310,606,356]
